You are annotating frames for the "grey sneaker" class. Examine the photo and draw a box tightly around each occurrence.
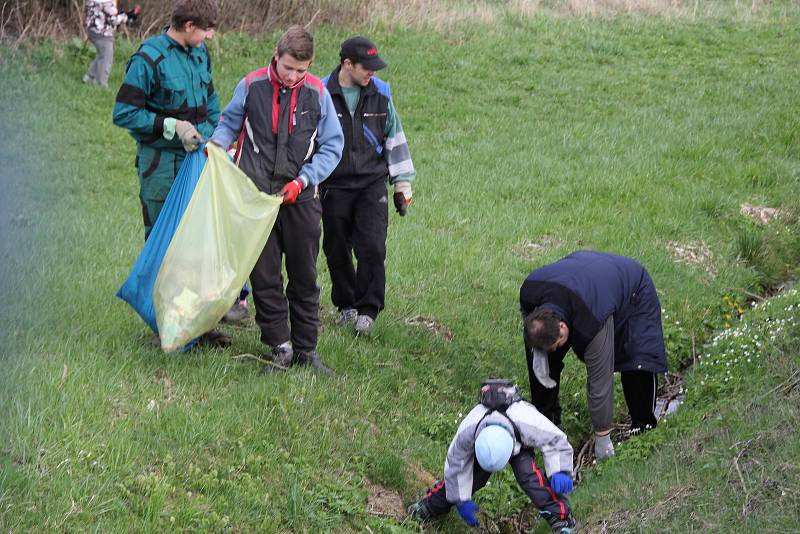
[82,73,95,84]
[260,341,293,373]
[295,350,333,375]
[354,315,374,336]
[335,307,358,327]
[222,299,249,323]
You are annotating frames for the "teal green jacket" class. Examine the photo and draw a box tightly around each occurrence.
[113,30,220,152]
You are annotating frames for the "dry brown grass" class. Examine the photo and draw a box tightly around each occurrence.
[0,0,792,42]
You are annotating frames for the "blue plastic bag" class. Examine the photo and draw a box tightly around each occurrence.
[117,149,207,335]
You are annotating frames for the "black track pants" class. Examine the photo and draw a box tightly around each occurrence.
[421,450,572,523]
[621,370,658,432]
[321,181,388,319]
[250,199,322,353]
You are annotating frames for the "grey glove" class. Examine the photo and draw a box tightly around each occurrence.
[531,348,556,389]
[594,433,615,461]
[175,120,204,152]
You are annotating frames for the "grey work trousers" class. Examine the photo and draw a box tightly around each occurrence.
[85,31,114,87]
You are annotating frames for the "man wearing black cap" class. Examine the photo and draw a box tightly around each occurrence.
[321,36,416,336]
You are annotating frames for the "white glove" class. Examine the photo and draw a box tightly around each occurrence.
[594,433,615,461]
[175,120,204,152]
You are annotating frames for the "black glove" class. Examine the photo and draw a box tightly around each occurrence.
[392,182,412,216]
[393,192,408,216]
[126,5,141,24]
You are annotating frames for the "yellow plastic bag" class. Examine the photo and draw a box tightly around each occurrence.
[153,143,282,352]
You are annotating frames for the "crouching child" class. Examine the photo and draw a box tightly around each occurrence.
[407,380,577,533]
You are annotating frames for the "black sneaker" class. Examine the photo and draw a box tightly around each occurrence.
[260,342,293,373]
[549,517,577,533]
[406,497,434,522]
[198,330,232,348]
[295,350,333,375]
[542,511,577,533]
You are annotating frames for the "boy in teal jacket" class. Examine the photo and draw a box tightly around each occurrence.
[113,0,220,239]
[113,0,229,347]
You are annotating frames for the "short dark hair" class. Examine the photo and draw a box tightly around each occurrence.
[276,25,314,61]
[171,0,219,30]
[524,307,561,349]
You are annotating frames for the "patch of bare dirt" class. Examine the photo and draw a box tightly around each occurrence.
[665,240,716,278]
[512,235,568,261]
[153,368,177,405]
[365,480,406,520]
[582,485,697,532]
[405,315,454,342]
[740,202,784,224]
[480,502,539,533]
[582,510,638,533]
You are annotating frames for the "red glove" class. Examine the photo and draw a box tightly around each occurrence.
[280,179,303,204]
[203,139,219,157]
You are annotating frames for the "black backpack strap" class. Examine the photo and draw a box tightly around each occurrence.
[133,48,165,93]
[473,409,522,445]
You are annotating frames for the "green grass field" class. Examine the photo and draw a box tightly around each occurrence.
[1,7,799,532]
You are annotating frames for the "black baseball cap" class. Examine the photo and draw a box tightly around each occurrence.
[339,36,387,71]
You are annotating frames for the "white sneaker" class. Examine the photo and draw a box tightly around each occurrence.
[355,315,374,336]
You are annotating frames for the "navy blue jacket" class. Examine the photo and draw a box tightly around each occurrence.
[323,66,391,189]
[520,250,667,373]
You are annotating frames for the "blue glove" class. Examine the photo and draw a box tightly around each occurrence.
[455,500,479,527]
[549,471,573,495]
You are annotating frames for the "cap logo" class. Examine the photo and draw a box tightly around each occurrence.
[367,47,378,55]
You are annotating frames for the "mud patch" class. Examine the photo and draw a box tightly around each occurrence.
[665,240,716,278]
[740,202,784,224]
[405,315,454,342]
[365,480,406,520]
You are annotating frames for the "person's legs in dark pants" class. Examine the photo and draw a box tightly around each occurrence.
[251,210,291,351]
[509,450,574,530]
[409,463,492,520]
[282,199,323,354]
[350,180,388,321]
[321,187,358,315]
[621,370,658,433]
